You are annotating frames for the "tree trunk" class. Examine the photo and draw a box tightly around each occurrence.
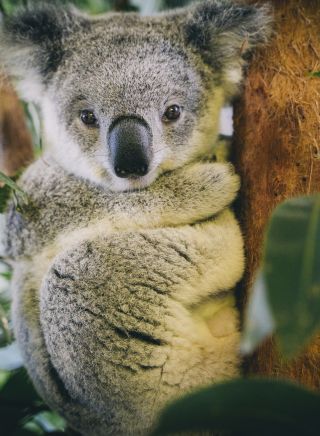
[233,0,320,389]
[0,74,33,176]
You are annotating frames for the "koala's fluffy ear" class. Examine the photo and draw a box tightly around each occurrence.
[0,3,89,102]
[182,0,272,92]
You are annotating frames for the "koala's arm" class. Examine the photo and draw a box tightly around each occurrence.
[4,159,239,258]
[105,161,240,230]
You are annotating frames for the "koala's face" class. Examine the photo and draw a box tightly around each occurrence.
[1,2,271,190]
[45,22,208,191]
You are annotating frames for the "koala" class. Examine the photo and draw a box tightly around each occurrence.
[0,1,271,435]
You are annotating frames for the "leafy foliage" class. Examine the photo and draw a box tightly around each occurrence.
[309,71,320,78]
[153,379,320,436]
[0,0,137,15]
[0,0,193,16]
[243,194,320,358]
[161,0,194,8]
[0,368,67,436]
[1,0,320,435]
[0,172,29,213]
[264,195,320,357]
[0,182,12,214]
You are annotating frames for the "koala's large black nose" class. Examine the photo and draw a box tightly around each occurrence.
[108,116,153,178]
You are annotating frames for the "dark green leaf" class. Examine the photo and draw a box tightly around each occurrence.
[153,379,320,436]
[0,183,12,213]
[0,370,10,389]
[264,195,320,357]
[0,171,28,212]
[161,0,193,8]
[0,405,30,434]
[0,368,42,408]
[0,172,25,196]
[0,294,11,315]
[33,411,67,433]
[309,71,320,78]
[23,419,46,435]
[0,303,12,345]
[0,271,12,281]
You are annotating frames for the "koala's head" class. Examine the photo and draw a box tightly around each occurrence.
[0,1,271,191]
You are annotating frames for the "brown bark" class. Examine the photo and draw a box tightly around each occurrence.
[232,0,320,388]
[0,74,34,176]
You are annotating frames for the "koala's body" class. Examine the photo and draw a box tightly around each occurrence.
[1,1,271,434]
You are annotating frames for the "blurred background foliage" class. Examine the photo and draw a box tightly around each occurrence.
[1,0,320,435]
[0,0,194,15]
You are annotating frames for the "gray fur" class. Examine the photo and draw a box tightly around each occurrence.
[1,1,271,434]
[0,0,272,191]
[5,158,240,258]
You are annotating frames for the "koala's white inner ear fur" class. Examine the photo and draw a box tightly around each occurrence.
[0,4,88,102]
[182,0,273,91]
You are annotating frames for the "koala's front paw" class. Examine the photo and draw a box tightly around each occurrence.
[121,162,240,229]
[176,162,240,217]
[186,161,239,192]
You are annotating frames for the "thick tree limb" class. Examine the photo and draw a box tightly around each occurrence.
[232,0,320,388]
[0,74,34,176]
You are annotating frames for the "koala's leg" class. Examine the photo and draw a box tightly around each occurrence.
[36,209,244,435]
[10,261,104,433]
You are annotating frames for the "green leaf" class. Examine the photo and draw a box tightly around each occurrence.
[0,370,10,389]
[0,183,12,213]
[14,429,44,436]
[309,71,320,78]
[0,368,42,408]
[23,417,49,435]
[0,171,28,213]
[153,379,320,436]
[0,292,11,315]
[264,195,320,358]
[0,302,11,345]
[0,368,64,434]
[23,102,42,154]
[0,172,24,196]
[0,271,12,281]
[160,0,193,8]
[0,405,30,434]
[33,411,67,433]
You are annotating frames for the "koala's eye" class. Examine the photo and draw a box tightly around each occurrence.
[80,110,99,127]
[163,105,181,122]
